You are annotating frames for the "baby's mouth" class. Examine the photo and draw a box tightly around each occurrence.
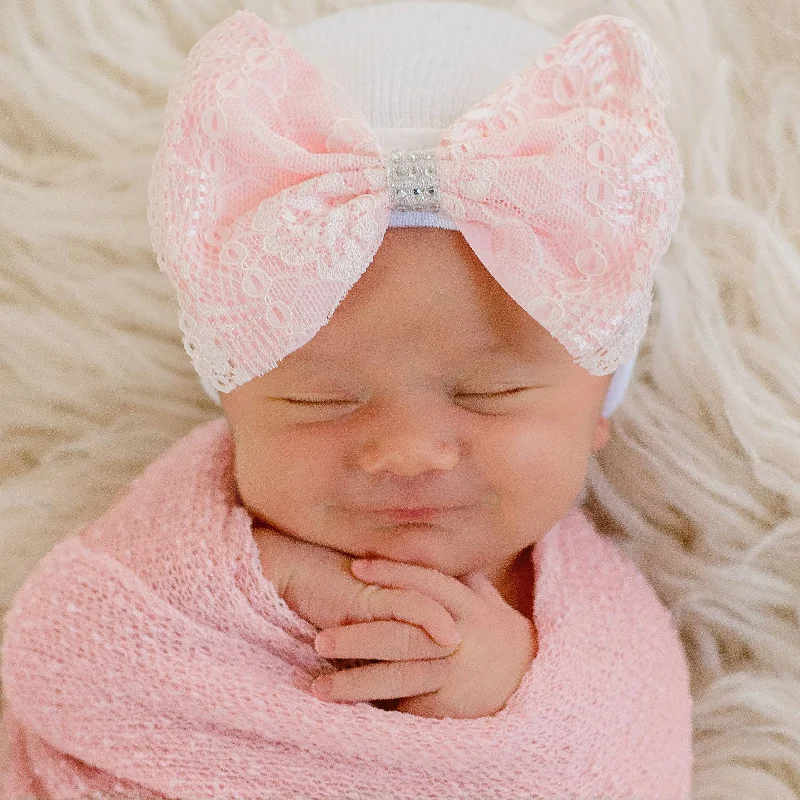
[370,506,468,521]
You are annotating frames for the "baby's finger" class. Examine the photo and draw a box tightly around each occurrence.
[312,656,451,703]
[351,558,474,620]
[315,620,459,661]
[347,584,462,648]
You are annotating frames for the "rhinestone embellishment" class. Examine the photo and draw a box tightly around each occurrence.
[386,148,441,212]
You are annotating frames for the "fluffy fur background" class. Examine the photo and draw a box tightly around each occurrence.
[1,0,799,796]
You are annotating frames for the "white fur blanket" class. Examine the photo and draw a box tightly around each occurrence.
[1,1,799,797]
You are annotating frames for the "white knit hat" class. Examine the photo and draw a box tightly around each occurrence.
[197,1,638,415]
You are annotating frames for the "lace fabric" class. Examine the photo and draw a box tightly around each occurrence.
[147,9,684,394]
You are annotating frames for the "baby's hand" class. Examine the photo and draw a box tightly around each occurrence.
[312,558,538,719]
[253,526,536,719]
[253,525,462,654]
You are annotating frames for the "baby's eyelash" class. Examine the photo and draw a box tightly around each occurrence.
[460,387,529,398]
[284,399,354,405]
[283,388,530,405]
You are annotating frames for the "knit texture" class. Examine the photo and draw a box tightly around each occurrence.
[1,418,692,800]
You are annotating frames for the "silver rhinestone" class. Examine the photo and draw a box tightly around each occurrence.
[386,147,441,213]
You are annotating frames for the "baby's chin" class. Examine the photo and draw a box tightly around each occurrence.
[332,526,492,580]
[337,506,491,566]
[249,505,499,577]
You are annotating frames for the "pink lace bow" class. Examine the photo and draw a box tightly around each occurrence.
[147,9,684,393]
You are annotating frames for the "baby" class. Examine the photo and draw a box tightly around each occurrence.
[222,224,612,717]
[0,3,693,798]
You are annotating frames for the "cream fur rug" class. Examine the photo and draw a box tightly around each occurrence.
[1,0,799,796]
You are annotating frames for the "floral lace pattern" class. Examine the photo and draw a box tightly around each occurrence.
[147,9,684,393]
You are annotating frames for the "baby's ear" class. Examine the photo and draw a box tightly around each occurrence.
[591,415,610,453]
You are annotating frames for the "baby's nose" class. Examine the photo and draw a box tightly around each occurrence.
[355,401,460,477]
[358,434,459,476]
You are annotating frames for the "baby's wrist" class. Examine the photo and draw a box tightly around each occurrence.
[252,525,302,598]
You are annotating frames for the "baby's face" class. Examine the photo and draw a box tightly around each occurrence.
[221,227,612,595]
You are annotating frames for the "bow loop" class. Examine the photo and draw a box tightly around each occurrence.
[149,10,390,389]
[435,15,682,374]
[148,9,684,392]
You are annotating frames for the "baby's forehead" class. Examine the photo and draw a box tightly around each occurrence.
[261,227,569,379]
[271,327,565,385]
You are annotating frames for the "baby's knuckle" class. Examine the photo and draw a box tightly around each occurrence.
[386,663,408,695]
[392,622,413,654]
[345,581,382,622]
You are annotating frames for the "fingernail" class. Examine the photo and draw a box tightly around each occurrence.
[440,629,462,647]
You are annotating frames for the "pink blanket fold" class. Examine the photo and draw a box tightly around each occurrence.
[0,418,692,800]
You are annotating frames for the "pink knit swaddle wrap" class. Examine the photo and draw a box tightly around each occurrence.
[1,418,692,799]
